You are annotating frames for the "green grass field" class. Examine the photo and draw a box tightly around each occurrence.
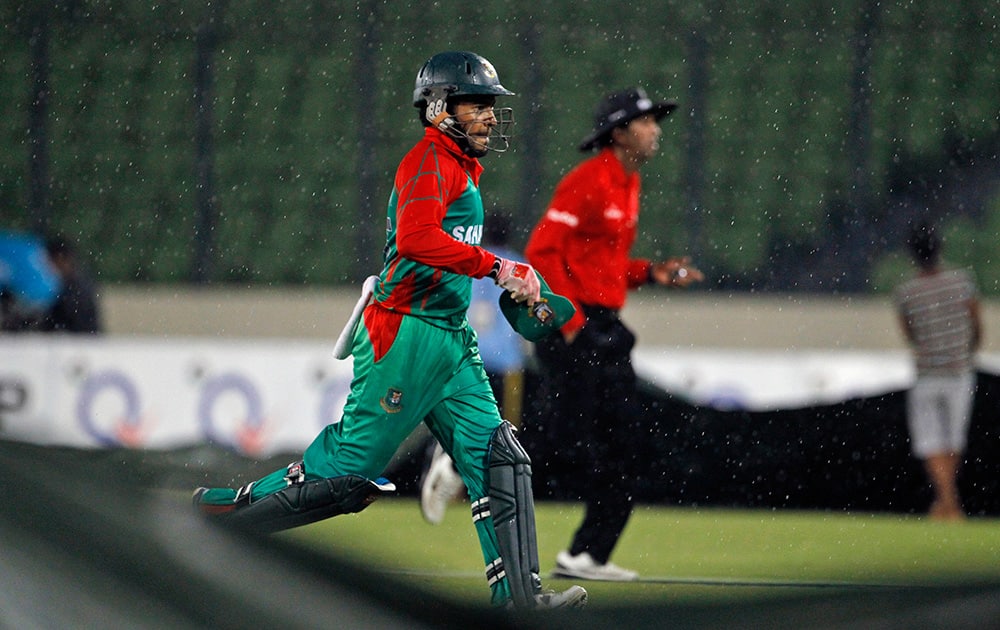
[8,440,1000,628]
[283,497,1000,612]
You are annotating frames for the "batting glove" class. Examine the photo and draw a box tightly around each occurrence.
[491,256,541,304]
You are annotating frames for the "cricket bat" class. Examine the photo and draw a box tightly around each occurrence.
[332,275,379,359]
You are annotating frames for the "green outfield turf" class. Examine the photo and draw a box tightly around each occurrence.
[6,435,998,628]
[284,497,1000,611]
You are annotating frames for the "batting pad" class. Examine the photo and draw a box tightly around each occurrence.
[488,421,542,607]
[498,270,575,342]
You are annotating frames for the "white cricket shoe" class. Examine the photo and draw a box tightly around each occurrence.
[533,585,588,609]
[420,444,465,525]
[552,550,639,582]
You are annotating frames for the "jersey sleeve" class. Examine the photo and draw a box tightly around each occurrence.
[626,258,651,288]
[525,207,577,296]
[525,177,592,333]
[394,146,495,278]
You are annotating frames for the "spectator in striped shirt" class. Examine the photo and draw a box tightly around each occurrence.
[895,222,982,521]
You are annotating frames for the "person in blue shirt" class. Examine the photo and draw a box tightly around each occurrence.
[468,213,528,420]
[0,231,61,331]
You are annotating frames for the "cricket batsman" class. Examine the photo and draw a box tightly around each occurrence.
[193,50,587,610]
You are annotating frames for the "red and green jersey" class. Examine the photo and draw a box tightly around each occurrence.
[375,127,496,327]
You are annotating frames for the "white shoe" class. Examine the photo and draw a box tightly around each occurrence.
[533,585,588,609]
[420,444,465,525]
[552,550,639,582]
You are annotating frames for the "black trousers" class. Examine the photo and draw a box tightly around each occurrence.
[534,305,647,564]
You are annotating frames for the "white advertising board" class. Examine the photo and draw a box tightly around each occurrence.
[0,336,353,455]
[3,336,995,452]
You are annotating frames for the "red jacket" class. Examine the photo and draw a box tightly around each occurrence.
[525,148,651,334]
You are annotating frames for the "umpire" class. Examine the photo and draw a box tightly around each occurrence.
[525,87,703,581]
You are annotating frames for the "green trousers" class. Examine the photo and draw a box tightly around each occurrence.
[201,304,512,605]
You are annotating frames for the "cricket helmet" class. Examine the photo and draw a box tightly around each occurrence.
[412,51,515,156]
[412,51,515,107]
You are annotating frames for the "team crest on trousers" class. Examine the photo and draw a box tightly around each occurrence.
[380,387,404,413]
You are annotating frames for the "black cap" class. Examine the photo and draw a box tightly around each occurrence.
[578,87,677,152]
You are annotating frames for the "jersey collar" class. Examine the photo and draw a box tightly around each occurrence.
[597,147,637,185]
[424,127,484,179]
